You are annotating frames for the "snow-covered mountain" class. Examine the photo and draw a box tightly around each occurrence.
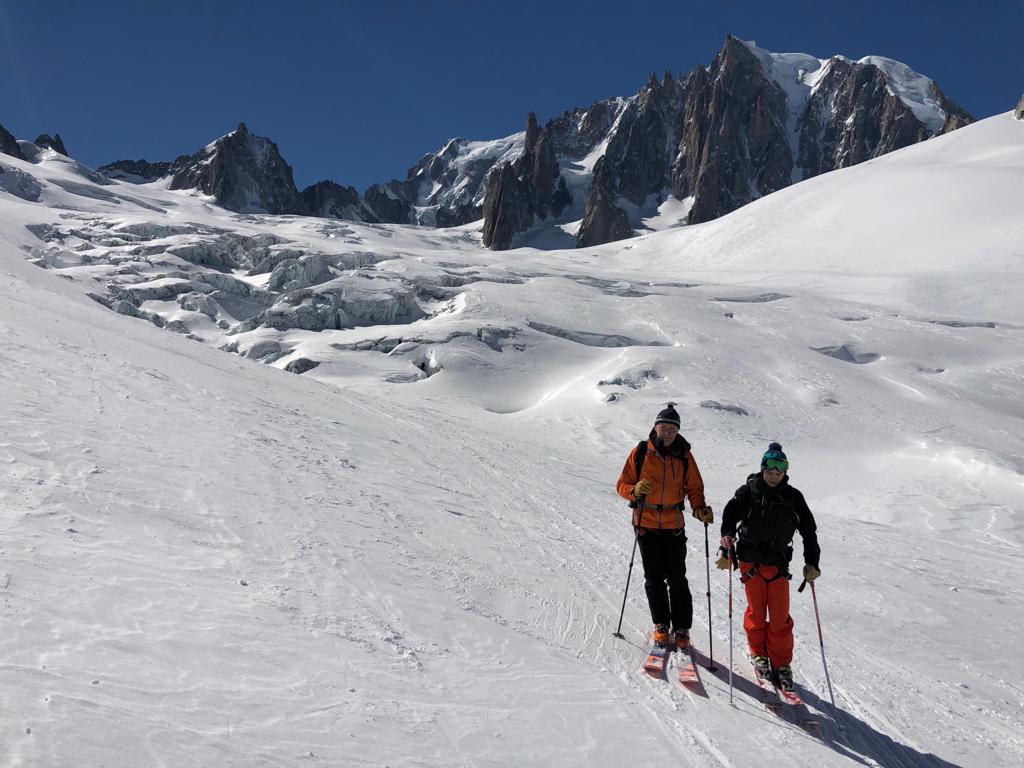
[1,92,1022,767]
[373,35,973,250]
[87,36,971,252]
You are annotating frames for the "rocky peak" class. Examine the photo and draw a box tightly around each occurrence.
[524,112,541,153]
[302,180,379,222]
[1015,95,1024,120]
[0,122,24,160]
[576,156,632,248]
[365,183,414,225]
[98,159,176,182]
[34,133,69,156]
[480,162,532,250]
[167,123,307,215]
[479,113,572,249]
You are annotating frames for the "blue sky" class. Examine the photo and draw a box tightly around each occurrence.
[1,1,1020,192]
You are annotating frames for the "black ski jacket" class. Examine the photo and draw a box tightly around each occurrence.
[721,473,820,570]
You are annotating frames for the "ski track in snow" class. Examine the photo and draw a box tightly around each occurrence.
[1,114,1023,766]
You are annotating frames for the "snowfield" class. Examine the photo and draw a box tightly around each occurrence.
[1,114,1023,767]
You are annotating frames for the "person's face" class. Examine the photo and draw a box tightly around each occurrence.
[762,468,785,487]
[654,423,678,444]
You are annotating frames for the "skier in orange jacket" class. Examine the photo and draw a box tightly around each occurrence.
[616,404,714,650]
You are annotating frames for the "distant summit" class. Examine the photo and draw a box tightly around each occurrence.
[34,133,70,156]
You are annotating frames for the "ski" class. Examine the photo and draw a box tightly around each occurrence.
[676,645,700,686]
[642,640,670,677]
[773,675,820,732]
[777,684,804,707]
[751,658,782,711]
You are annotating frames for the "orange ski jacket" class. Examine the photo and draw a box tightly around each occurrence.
[616,432,706,530]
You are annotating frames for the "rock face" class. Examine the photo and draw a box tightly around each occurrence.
[34,133,69,156]
[480,162,532,250]
[1,122,25,160]
[97,159,175,182]
[302,180,379,222]
[479,36,971,249]
[1016,95,1024,120]
[576,35,974,240]
[576,156,632,248]
[480,113,572,249]
[167,123,307,215]
[365,183,413,224]
[673,38,793,225]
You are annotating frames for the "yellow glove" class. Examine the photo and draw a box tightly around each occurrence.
[715,551,731,570]
[803,564,821,583]
[692,505,714,525]
[633,479,652,498]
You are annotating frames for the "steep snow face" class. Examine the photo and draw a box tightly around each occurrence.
[741,39,950,151]
[409,132,526,218]
[857,55,947,132]
[1,113,1022,767]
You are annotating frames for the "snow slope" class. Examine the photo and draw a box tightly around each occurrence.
[1,114,1023,767]
[743,39,952,141]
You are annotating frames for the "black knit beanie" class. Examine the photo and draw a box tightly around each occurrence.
[654,403,681,427]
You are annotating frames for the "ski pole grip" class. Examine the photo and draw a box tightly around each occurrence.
[797,579,807,593]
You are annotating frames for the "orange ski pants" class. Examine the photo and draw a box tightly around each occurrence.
[740,562,794,668]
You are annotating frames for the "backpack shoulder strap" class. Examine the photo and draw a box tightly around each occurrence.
[634,440,647,479]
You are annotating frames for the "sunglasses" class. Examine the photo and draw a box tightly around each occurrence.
[763,458,789,472]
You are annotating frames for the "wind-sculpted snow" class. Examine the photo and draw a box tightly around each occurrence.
[928,319,997,328]
[329,326,520,355]
[0,163,43,201]
[571,275,654,297]
[713,292,789,303]
[265,254,332,292]
[700,400,750,416]
[811,344,881,364]
[242,274,430,333]
[528,321,671,348]
[598,366,666,389]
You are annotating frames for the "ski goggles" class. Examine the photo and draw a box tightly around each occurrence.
[763,458,789,472]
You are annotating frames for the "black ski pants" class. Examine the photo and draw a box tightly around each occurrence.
[637,528,692,630]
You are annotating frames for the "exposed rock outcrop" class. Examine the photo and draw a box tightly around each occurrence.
[1016,95,1024,120]
[480,161,533,250]
[479,113,571,249]
[576,156,632,248]
[97,159,176,182]
[1,122,25,160]
[166,123,308,215]
[365,183,413,224]
[34,133,69,156]
[302,180,379,222]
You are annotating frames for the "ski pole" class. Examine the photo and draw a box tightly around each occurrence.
[727,545,734,704]
[612,501,644,639]
[809,581,838,714]
[703,523,716,671]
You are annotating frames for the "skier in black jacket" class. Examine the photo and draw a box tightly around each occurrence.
[717,443,820,690]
